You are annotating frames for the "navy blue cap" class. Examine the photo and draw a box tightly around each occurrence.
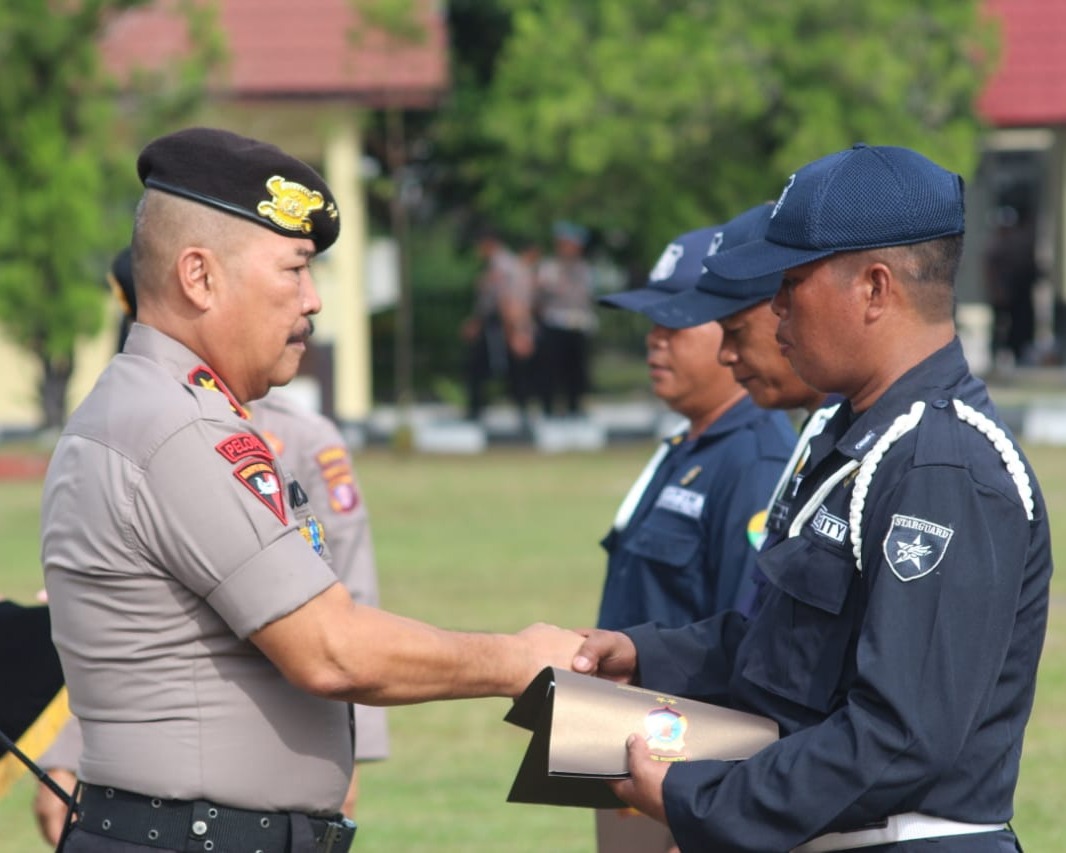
[643,203,783,329]
[599,225,725,315]
[705,144,965,281]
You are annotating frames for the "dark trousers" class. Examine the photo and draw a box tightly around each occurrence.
[538,325,589,416]
[466,322,535,419]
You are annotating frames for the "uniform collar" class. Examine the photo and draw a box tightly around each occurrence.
[830,337,971,462]
[669,394,766,448]
[123,323,248,417]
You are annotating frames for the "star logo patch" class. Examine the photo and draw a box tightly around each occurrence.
[882,514,953,581]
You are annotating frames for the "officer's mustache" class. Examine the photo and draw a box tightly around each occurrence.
[288,319,314,344]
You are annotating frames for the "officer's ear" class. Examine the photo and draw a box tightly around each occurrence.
[861,260,894,323]
[175,247,219,311]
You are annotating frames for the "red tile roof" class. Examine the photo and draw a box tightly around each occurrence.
[102,0,448,107]
[978,0,1066,126]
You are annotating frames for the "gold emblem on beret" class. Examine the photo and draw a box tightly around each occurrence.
[257,175,325,234]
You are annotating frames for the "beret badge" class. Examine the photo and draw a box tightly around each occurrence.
[256,175,337,235]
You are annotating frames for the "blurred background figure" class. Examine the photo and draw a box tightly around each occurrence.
[983,203,1040,368]
[461,226,533,422]
[535,220,596,418]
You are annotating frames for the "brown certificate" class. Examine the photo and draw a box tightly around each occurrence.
[505,667,778,809]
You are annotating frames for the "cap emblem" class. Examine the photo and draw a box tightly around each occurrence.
[771,173,796,218]
[649,243,684,282]
[257,175,326,235]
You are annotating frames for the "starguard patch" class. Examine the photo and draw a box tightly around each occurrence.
[883,514,954,582]
[234,460,287,524]
[810,505,848,544]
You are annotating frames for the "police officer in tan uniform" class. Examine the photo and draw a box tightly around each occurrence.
[41,127,581,853]
[33,253,391,845]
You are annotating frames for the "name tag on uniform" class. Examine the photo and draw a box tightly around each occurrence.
[655,486,705,519]
[810,505,848,544]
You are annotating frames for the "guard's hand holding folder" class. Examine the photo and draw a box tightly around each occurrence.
[505,667,778,809]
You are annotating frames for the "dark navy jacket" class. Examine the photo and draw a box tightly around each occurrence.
[625,339,1052,852]
[597,396,796,630]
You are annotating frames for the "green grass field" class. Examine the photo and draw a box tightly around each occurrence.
[1,443,1063,851]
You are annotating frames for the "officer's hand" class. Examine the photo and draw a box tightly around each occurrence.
[33,768,76,846]
[607,734,669,826]
[513,623,585,695]
[572,629,637,683]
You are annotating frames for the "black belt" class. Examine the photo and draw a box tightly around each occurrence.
[77,783,356,853]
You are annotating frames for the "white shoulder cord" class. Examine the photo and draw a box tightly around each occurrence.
[951,399,1035,520]
[612,434,678,531]
[848,401,926,570]
[847,399,1035,573]
[765,403,841,520]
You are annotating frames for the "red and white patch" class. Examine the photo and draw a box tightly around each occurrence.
[234,460,287,524]
[215,433,272,464]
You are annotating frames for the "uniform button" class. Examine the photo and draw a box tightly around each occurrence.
[192,820,208,836]
[932,399,949,409]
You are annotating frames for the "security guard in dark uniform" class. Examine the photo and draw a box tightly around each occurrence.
[573,145,1050,852]
[595,221,797,851]
[596,221,796,629]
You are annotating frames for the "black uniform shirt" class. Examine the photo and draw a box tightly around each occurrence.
[625,338,1052,851]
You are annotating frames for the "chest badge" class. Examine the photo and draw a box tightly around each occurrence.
[679,465,701,487]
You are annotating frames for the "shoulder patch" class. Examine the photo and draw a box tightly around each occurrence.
[215,432,272,464]
[746,509,768,550]
[315,446,360,514]
[882,514,953,581]
[234,460,287,524]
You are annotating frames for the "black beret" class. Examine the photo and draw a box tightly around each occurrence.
[137,127,340,252]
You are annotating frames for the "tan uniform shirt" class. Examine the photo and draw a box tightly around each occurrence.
[249,391,390,761]
[41,324,351,813]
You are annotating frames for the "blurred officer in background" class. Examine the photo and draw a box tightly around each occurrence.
[40,127,580,853]
[535,220,597,417]
[575,144,1050,852]
[593,219,797,852]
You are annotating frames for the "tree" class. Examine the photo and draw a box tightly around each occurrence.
[447,0,995,271]
[0,0,222,429]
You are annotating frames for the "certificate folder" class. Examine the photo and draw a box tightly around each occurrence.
[505,667,778,809]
